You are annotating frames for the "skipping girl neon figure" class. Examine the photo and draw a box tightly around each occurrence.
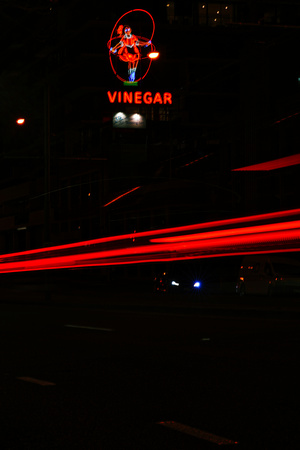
[109,24,151,82]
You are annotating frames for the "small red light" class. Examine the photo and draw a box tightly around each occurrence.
[16,118,25,125]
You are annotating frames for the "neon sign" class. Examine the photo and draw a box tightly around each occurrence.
[107,9,157,83]
[107,91,172,105]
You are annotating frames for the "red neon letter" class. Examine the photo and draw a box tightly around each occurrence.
[107,91,117,103]
[163,92,172,104]
[153,92,163,104]
[118,92,122,103]
[123,91,133,103]
[134,91,142,104]
[143,92,153,104]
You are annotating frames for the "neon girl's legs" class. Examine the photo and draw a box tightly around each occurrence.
[128,68,136,82]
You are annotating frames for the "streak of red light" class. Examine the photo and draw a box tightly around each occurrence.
[273,111,300,125]
[232,153,300,171]
[150,219,300,243]
[103,186,140,207]
[0,218,300,273]
[1,207,300,264]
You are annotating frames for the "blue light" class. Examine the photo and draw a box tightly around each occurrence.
[193,281,201,288]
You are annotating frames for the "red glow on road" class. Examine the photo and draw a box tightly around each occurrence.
[1,208,300,273]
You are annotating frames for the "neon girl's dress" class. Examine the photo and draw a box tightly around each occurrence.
[110,25,151,82]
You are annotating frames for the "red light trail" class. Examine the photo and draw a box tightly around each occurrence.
[103,186,140,207]
[232,153,300,171]
[1,208,300,273]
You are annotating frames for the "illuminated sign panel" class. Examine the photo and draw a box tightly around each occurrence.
[107,91,172,105]
[113,112,146,128]
[107,11,172,108]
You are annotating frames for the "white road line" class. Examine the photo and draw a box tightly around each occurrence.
[157,421,238,445]
[16,377,56,386]
[65,324,114,332]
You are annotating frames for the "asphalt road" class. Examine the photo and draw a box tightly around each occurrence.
[1,293,300,449]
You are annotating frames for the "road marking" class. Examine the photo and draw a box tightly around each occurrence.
[65,324,114,332]
[157,421,238,445]
[16,377,56,386]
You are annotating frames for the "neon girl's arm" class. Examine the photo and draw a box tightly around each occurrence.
[110,41,123,53]
[136,37,152,47]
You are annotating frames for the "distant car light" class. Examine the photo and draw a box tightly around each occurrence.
[171,280,180,286]
[193,281,201,288]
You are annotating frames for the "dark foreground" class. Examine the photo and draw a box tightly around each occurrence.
[1,287,300,449]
